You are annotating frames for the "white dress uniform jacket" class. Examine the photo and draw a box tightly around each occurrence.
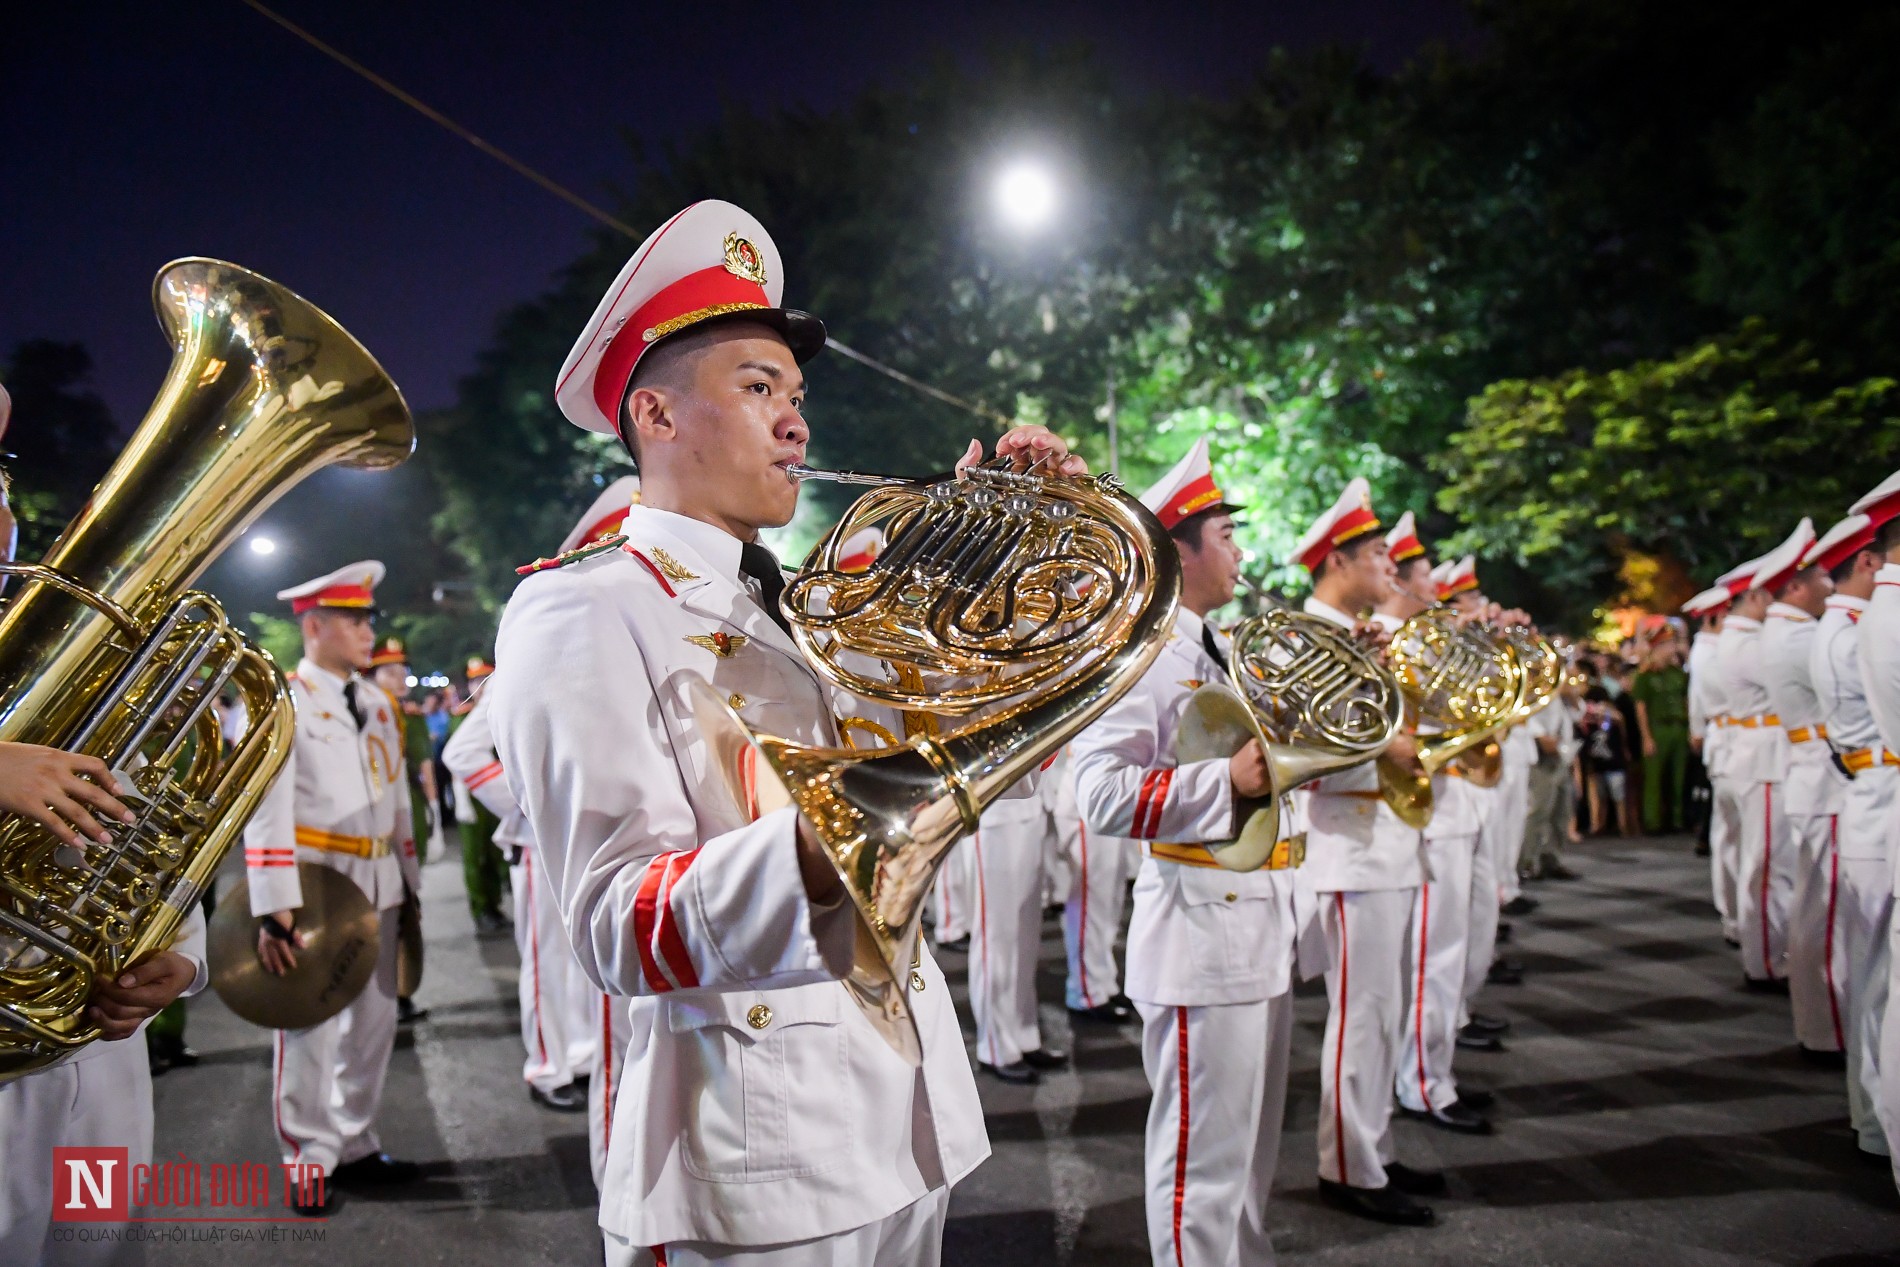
[490,505,987,1250]
[243,660,419,915]
[1813,593,1894,1152]
[1858,564,1900,1189]
[1719,615,1795,979]
[1693,627,1741,938]
[1295,598,1425,894]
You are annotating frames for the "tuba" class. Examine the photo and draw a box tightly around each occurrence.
[1175,603,1404,869]
[0,259,412,1081]
[695,459,1178,1063]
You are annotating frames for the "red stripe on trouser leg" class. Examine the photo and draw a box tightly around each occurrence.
[1825,817,1845,1048]
[1172,1007,1190,1267]
[1076,823,1092,1007]
[1332,892,1349,1184]
[1415,884,1432,1109]
[1760,785,1772,968]
[600,993,614,1156]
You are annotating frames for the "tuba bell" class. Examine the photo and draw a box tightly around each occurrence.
[695,459,1179,1064]
[1175,603,1404,869]
[0,259,412,1081]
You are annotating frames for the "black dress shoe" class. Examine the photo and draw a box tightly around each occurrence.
[1021,1048,1068,1070]
[1069,999,1136,1024]
[980,1060,1039,1085]
[473,910,511,938]
[1799,1045,1847,1069]
[1543,863,1581,881]
[1466,1013,1510,1034]
[1724,936,1742,948]
[1317,1177,1435,1226]
[1457,1024,1506,1052]
[289,1190,333,1217]
[1694,841,1711,857]
[1456,1088,1496,1111]
[1501,896,1539,916]
[1110,993,1134,1010]
[1401,1100,1493,1135]
[1383,1161,1447,1196]
[1487,961,1524,986]
[397,996,430,1025]
[331,1153,422,1188]
[1744,975,1790,995]
[936,935,970,953]
[1859,1146,1893,1169]
[531,1081,588,1112]
[1494,921,1513,944]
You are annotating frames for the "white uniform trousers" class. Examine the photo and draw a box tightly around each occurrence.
[1711,771,1743,942]
[1883,902,1900,1191]
[931,840,972,945]
[1315,887,1412,1189]
[511,850,599,1093]
[1136,996,1291,1267]
[1840,853,1892,1155]
[1786,812,1847,1052]
[1492,764,1530,906]
[0,1036,152,1267]
[591,991,633,1189]
[969,803,1051,1068]
[1042,765,1079,910]
[1461,803,1503,1011]
[1736,780,1796,980]
[1398,830,1477,1113]
[608,1187,950,1267]
[1064,823,1136,1010]
[271,910,400,1172]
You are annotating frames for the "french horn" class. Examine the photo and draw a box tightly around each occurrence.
[1382,608,1531,797]
[1175,603,1404,869]
[696,458,1179,1064]
[0,260,412,1079]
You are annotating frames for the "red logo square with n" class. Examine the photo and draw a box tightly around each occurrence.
[51,1147,129,1221]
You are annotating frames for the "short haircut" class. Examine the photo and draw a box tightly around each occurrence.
[615,322,746,469]
[1393,555,1432,585]
[1876,516,1900,557]
[1312,532,1380,584]
[1168,508,1225,552]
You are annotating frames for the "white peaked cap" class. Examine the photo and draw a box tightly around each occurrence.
[557,476,642,554]
[1749,518,1816,594]
[276,560,385,612]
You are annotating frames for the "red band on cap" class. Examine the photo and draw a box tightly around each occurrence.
[1812,523,1877,574]
[1862,492,1900,532]
[1437,575,1479,600]
[591,266,771,423]
[1159,472,1225,530]
[290,584,373,614]
[1387,534,1425,563]
[1298,505,1382,571]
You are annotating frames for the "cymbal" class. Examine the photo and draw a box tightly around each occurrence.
[208,864,379,1030]
[396,893,423,997]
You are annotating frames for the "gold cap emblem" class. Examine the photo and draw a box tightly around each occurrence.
[723,232,767,285]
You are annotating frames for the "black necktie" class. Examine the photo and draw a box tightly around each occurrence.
[342,679,367,730]
[1201,623,1229,675]
[738,541,791,635]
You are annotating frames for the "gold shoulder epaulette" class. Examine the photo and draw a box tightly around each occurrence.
[516,533,628,575]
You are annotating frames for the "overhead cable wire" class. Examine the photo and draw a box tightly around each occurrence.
[237,0,1017,430]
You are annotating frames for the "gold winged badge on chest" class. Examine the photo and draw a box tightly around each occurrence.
[685,631,749,658]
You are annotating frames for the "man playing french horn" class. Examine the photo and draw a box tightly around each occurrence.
[1068,438,1306,1266]
[489,200,1094,1266]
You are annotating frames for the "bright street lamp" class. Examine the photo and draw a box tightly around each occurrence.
[249,536,277,556]
[994,162,1058,232]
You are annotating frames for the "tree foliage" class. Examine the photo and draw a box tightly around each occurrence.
[1435,320,1900,621]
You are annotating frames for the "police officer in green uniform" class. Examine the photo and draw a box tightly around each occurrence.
[452,656,511,936]
[1633,636,1694,833]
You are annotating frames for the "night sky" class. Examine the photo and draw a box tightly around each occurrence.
[6,0,1472,428]
[4,1,1471,637]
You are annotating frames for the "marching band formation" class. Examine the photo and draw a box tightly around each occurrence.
[0,198,1895,1267]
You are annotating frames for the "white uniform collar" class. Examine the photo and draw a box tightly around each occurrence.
[1369,609,1404,631]
[622,504,746,585]
[1765,601,1811,623]
[297,657,354,695]
[1724,615,1762,631]
[1302,595,1353,629]
[1879,563,1900,585]
[1827,594,1869,614]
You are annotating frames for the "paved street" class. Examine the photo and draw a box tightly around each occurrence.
[146,837,1900,1265]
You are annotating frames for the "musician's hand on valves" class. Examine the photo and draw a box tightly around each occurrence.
[1229,738,1275,800]
[1350,619,1392,654]
[88,950,196,1040]
[0,741,136,848]
[1383,730,1422,772]
[256,910,305,977]
[955,425,1089,477]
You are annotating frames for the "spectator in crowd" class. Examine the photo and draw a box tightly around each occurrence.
[1632,635,1692,834]
[1524,672,1585,879]
[1582,686,1635,836]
